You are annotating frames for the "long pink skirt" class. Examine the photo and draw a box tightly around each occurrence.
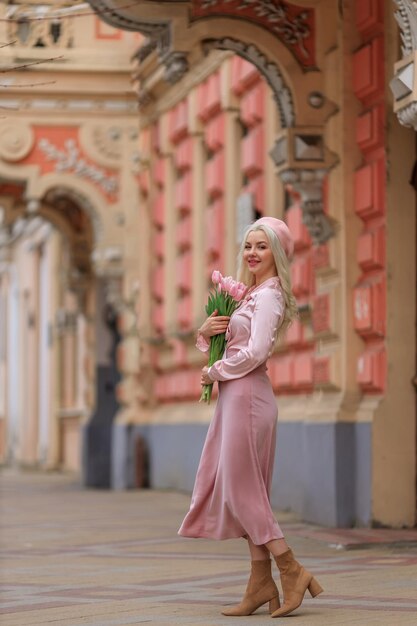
[178,364,284,546]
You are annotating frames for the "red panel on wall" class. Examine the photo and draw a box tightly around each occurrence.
[245,176,265,212]
[242,125,264,178]
[206,151,225,199]
[287,205,311,251]
[206,199,223,259]
[269,355,293,390]
[95,17,122,40]
[355,0,384,39]
[205,114,225,153]
[352,37,384,104]
[293,353,314,388]
[357,226,385,271]
[291,258,312,298]
[154,303,165,334]
[353,280,385,338]
[154,158,165,188]
[354,158,385,220]
[356,104,384,154]
[175,137,193,172]
[240,82,265,128]
[176,251,193,293]
[176,214,193,251]
[178,294,193,330]
[171,338,188,367]
[231,56,261,95]
[154,231,165,260]
[285,319,305,348]
[152,265,164,301]
[169,100,189,144]
[198,72,221,122]
[312,294,330,335]
[175,171,193,214]
[357,347,386,392]
[311,244,329,271]
[154,192,165,228]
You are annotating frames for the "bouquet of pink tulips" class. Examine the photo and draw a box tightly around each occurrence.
[200,271,247,404]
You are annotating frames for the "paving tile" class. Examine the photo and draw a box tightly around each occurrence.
[1,469,417,626]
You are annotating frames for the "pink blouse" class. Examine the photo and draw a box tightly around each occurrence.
[197,276,284,382]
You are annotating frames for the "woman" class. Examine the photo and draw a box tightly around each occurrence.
[178,217,323,618]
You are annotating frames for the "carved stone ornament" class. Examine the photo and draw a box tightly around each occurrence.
[87,0,170,35]
[397,100,417,126]
[280,168,336,244]
[38,138,118,195]
[163,52,189,84]
[202,37,294,127]
[0,122,34,162]
[394,0,417,56]
[193,0,315,68]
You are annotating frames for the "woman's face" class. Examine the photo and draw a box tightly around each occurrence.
[243,230,277,282]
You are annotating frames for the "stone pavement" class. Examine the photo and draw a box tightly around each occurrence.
[1,470,417,626]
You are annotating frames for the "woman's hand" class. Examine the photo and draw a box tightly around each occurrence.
[198,310,230,340]
[201,366,212,386]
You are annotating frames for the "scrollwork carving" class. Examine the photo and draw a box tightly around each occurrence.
[199,0,311,59]
[38,138,118,195]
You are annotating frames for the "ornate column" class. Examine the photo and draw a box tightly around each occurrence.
[270,127,338,244]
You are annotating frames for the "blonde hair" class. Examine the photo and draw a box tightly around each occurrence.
[237,223,298,340]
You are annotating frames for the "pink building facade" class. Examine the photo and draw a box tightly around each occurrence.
[0,0,416,528]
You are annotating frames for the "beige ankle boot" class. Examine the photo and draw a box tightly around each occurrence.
[222,559,280,616]
[271,548,323,618]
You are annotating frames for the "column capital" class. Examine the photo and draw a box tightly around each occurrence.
[270,127,338,245]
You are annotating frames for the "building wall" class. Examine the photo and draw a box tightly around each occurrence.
[112,0,416,528]
[1,0,415,528]
[0,1,139,472]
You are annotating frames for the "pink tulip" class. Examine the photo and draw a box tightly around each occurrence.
[220,276,234,294]
[229,283,239,298]
[234,284,247,302]
[212,270,222,285]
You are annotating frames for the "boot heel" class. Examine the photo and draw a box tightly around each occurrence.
[308,578,323,598]
[269,596,280,613]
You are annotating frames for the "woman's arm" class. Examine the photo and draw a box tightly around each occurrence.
[207,288,284,381]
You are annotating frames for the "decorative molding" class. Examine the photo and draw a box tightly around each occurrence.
[134,37,158,63]
[7,3,74,49]
[163,52,189,84]
[280,168,336,244]
[87,0,170,35]
[193,0,315,68]
[394,0,417,56]
[397,100,417,126]
[0,123,34,162]
[38,138,118,195]
[202,37,294,127]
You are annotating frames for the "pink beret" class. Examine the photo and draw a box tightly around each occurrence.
[253,216,294,259]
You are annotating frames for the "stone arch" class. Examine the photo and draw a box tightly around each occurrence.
[88,0,338,243]
[201,37,295,129]
[27,173,104,245]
